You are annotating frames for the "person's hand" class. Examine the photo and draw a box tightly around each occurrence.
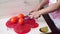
[28,6,43,19]
[29,11,41,19]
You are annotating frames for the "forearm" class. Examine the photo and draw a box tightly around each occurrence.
[39,2,60,15]
[37,0,49,9]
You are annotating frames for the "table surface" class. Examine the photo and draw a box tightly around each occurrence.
[0,0,39,16]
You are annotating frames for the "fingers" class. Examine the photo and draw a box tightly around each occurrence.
[35,15,41,19]
[29,12,41,19]
[28,14,34,18]
[27,10,41,19]
[33,15,41,19]
[28,10,35,17]
[29,10,35,15]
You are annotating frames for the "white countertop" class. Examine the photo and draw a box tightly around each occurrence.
[0,0,39,16]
